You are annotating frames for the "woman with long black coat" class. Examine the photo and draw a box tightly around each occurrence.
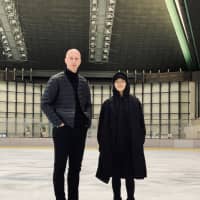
[96,72,147,200]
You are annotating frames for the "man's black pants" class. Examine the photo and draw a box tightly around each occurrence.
[52,125,87,200]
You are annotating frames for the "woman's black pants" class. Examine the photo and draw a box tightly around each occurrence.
[52,125,87,200]
[112,177,135,200]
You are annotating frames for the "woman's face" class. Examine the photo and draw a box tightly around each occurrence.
[114,78,126,93]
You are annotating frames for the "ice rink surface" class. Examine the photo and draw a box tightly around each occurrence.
[0,147,200,200]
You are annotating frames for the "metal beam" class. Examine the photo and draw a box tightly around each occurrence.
[10,68,192,82]
[165,0,194,69]
[183,0,200,69]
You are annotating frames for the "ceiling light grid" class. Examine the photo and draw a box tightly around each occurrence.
[89,0,116,63]
[0,0,27,60]
[89,0,98,61]
[0,24,13,58]
[102,0,116,61]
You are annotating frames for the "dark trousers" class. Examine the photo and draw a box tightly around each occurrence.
[112,177,135,200]
[52,125,87,200]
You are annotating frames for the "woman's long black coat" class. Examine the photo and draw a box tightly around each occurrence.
[96,95,147,183]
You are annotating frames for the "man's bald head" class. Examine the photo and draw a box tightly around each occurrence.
[64,49,81,73]
[65,49,81,58]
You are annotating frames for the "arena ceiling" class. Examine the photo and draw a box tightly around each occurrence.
[0,0,200,76]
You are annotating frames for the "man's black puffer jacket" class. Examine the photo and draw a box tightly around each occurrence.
[41,71,92,128]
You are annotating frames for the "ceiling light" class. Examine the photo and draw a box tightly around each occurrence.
[104,42,110,48]
[7,12,15,19]
[10,19,17,25]
[103,48,109,53]
[1,35,7,40]
[108,6,114,12]
[92,7,97,12]
[89,0,116,63]
[91,14,97,20]
[19,47,25,52]
[110,0,115,3]
[16,40,23,45]
[4,0,12,3]
[21,53,26,57]
[7,53,13,58]
[90,54,95,59]
[105,36,110,41]
[91,20,96,25]
[105,21,112,27]
[2,39,9,45]
[90,42,96,48]
[5,5,13,13]
[107,13,113,19]
[105,28,111,34]
[0,27,4,33]
[102,54,108,60]
[14,34,21,40]
[91,36,96,41]
[92,0,97,5]
[0,0,27,60]
[5,46,11,52]
[91,26,97,34]
[90,48,95,53]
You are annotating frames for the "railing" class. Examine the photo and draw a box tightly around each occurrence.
[0,120,52,138]
[0,118,195,139]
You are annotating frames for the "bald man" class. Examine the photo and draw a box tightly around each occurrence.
[41,49,92,200]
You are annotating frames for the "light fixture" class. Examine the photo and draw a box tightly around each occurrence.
[89,0,116,63]
[110,0,115,5]
[91,21,96,26]
[2,39,9,45]
[19,47,25,52]
[1,35,7,40]
[10,19,17,25]
[90,54,95,59]
[108,6,114,12]
[90,48,95,53]
[105,21,112,27]
[0,27,4,33]
[104,36,110,41]
[91,36,96,41]
[16,40,23,45]
[91,14,97,20]
[107,13,113,19]
[92,0,97,5]
[92,6,97,12]
[14,34,21,40]
[4,46,11,52]
[0,0,27,60]
[102,54,108,60]
[104,29,111,34]
[91,24,96,33]
[7,12,15,19]
[103,48,109,53]
[104,42,110,48]
[90,42,96,48]
[7,52,13,58]
[4,0,12,3]
[21,53,26,58]
[5,5,13,13]
[13,27,19,34]
[2,51,12,58]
